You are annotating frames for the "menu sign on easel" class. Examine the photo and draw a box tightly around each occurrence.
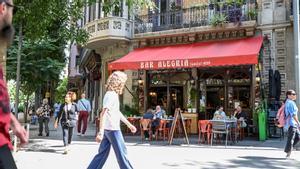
[168,110,190,145]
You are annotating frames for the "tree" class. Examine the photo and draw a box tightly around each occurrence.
[7,0,155,118]
[8,0,92,118]
[55,78,68,103]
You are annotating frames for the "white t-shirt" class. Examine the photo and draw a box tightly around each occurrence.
[103,91,122,130]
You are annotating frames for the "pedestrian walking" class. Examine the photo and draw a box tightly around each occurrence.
[54,93,78,154]
[88,71,136,169]
[77,93,91,136]
[0,0,28,168]
[284,89,300,158]
[53,102,61,118]
[37,98,51,136]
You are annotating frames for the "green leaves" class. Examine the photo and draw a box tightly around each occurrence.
[7,36,65,95]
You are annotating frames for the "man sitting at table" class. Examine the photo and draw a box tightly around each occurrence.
[213,106,226,120]
[151,105,165,138]
[141,108,154,140]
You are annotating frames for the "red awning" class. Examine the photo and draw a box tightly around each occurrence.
[108,36,263,70]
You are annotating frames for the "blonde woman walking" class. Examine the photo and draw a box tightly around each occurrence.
[88,71,136,169]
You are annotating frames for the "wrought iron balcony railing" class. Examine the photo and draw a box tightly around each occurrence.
[135,1,257,34]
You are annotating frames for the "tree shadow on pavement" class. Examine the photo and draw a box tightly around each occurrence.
[200,156,300,169]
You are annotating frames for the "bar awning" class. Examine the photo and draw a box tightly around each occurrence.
[108,36,263,70]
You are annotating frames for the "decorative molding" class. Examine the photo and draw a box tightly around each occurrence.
[113,21,122,30]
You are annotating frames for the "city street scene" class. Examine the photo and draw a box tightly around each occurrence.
[0,0,299,169]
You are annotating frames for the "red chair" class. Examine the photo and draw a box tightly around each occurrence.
[127,117,138,134]
[198,120,212,144]
[140,119,152,141]
[155,120,170,141]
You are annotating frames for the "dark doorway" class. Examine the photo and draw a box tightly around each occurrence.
[206,87,225,119]
[148,86,183,115]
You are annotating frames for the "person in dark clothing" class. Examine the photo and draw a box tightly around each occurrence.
[54,93,78,154]
[37,98,51,136]
[142,108,154,139]
[233,105,247,128]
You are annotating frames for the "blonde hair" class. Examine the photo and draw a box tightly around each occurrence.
[106,71,128,95]
[67,91,77,102]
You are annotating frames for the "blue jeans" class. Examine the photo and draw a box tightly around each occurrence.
[87,130,133,169]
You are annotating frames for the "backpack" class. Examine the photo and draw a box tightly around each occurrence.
[276,104,286,128]
[276,103,290,128]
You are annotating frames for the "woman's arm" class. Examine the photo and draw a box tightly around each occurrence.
[120,112,136,133]
[96,108,108,143]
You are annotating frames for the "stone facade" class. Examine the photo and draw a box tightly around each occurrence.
[257,0,294,99]
[76,0,296,115]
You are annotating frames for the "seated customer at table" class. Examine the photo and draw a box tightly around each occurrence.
[233,105,247,127]
[141,108,154,140]
[151,105,165,138]
[213,106,226,119]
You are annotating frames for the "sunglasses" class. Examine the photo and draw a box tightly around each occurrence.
[5,2,17,15]
[291,93,297,96]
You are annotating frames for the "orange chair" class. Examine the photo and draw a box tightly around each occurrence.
[155,119,170,141]
[127,117,136,134]
[185,119,192,134]
[236,121,245,140]
[140,119,152,141]
[198,120,212,144]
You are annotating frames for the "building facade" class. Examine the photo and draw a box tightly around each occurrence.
[69,0,297,132]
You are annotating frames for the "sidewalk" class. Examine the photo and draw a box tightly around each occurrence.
[13,118,300,169]
[28,117,97,142]
[27,117,289,149]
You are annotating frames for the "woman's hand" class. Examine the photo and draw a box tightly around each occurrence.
[54,122,58,129]
[96,134,103,143]
[129,124,137,133]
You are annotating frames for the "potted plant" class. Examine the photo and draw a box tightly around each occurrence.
[210,13,228,27]
[247,8,257,20]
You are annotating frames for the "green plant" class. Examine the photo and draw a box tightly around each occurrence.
[226,0,235,6]
[247,8,257,20]
[210,13,228,27]
[236,0,245,6]
[121,104,139,117]
[170,2,181,11]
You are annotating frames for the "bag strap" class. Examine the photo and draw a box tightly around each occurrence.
[64,104,70,120]
[79,100,88,111]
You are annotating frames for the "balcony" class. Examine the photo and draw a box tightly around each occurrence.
[134,1,257,35]
[85,17,133,49]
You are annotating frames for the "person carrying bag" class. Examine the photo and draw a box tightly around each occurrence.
[54,93,77,154]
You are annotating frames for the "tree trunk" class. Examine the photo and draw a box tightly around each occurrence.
[14,24,23,120]
[24,94,29,123]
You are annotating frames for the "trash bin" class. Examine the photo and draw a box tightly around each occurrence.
[258,110,267,141]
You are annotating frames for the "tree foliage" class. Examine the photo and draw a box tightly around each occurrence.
[55,77,68,103]
[7,37,65,95]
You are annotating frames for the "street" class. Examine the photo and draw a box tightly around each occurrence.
[13,120,300,169]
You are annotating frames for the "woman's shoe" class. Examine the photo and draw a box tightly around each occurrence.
[63,147,68,154]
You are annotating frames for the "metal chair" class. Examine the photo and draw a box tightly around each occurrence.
[210,120,230,147]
